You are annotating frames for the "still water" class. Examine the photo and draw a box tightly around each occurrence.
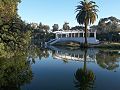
[0,46,120,90]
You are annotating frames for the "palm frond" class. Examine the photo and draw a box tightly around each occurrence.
[75,0,98,25]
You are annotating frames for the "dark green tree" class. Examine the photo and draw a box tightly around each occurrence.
[0,0,32,51]
[63,22,70,30]
[52,24,59,31]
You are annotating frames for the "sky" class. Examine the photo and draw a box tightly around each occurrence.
[18,0,120,28]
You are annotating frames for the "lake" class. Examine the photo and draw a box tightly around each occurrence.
[0,46,120,90]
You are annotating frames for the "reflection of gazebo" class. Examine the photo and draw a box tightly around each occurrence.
[50,46,98,63]
[53,52,97,63]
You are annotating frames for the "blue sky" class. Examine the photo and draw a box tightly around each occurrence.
[18,0,120,28]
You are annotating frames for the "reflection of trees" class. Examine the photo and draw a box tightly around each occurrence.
[96,50,120,70]
[28,45,49,63]
[74,49,95,90]
[0,51,33,90]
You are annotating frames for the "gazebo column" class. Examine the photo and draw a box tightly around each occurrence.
[67,33,69,37]
[74,33,75,38]
[78,33,80,37]
[88,32,90,37]
[94,31,96,39]
[56,33,58,39]
[61,34,62,38]
[66,33,68,38]
[83,32,84,37]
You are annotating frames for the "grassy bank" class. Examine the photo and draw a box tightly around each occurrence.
[90,43,120,49]
[53,42,80,47]
[53,42,120,49]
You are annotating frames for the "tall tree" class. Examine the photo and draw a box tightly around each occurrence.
[98,16,120,33]
[42,25,50,33]
[75,0,98,47]
[52,24,59,31]
[0,0,21,22]
[63,22,70,30]
[0,0,32,51]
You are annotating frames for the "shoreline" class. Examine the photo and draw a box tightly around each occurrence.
[52,42,120,49]
[91,43,120,49]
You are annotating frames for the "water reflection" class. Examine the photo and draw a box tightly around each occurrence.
[0,51,33,90]
[0,45,51,90]
[50,46,98,63]
[96,50,120,71]
[50,46,96,90]
[49,46,120,71]
[48,46,120,90]
[0,45,120,90]
[74,49,95,90]
[28,45,49,63]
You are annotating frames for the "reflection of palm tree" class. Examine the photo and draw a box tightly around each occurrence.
[74,49,95,90]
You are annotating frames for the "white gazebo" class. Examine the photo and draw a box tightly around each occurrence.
[47,30,99,45]
[53,30,96,39]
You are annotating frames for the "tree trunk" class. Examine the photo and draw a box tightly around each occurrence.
[83,49,87,72]
[84,22,88,47]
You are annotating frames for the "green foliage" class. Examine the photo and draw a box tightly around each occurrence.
[0,43,8,57]
[90,16,120,42]
[0,17,32,51]
[52,24,59,31]
[0,50,33,90]
[63,22,70,30]
[0,0,21,22]
[0,0,32,57]
[97,16,120,33]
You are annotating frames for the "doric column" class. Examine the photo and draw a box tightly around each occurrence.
[56,33,57,39]
[94,31,96,39]
[83,32,84,37]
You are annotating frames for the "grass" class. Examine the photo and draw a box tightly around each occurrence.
[53,42,80,47]
[53,41,120,49]
[91,42,120,49]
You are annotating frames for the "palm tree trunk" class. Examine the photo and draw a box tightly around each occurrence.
[84,22,88,47]
[83,49,87,72]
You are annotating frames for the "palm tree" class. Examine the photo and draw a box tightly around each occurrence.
[75,0,98,47]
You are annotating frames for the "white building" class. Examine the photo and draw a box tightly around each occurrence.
[47,30,99,45]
